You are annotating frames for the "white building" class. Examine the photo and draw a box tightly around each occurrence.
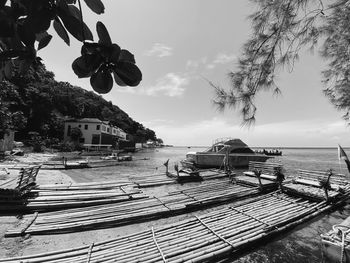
[64,118,127,148]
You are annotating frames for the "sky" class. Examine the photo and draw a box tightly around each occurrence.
[39,0,350,147]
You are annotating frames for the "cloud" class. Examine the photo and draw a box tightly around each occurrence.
[213,53,237,64]
[206,64,216,70]
[145,73,189,96]
[186,57,207,70]
[118,73,190,97]
[186,53,236,71]
[144,43,173,58]
[206,52,236,69]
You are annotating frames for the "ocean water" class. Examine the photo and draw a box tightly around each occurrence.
[66,147,350,263]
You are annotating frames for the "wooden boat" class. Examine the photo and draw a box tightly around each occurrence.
[4,183,350,262]
[100,154,132,161]
[167,168,203,183]
[181,138,271,169]
[4,180,266,237]
[255,149,282,156]
[63,159,90,169]
[100,153,118,160]
[164,160,203,183]
[321,216,350,262]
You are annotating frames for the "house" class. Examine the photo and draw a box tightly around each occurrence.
[64,118,127,149]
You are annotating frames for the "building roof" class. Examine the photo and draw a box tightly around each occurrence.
[65,118,104,124]
[65,118,126,133]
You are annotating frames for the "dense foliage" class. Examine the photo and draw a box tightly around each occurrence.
[0,0,142,93]
[0,64,156,143]
[214,0,350,125]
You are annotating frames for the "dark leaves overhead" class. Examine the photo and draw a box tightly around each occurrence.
[53,18,70,45]
[90,69,113,94]
[96,21,112,45]
[113,62,142,87]
[38,34,53,50]
[118,50,136,64]
[84,0,105,14]
[60,14,93,42]
[0,7,15,38]
[71,21,142,94]
[0,0,142,95]
[72,53,102,78]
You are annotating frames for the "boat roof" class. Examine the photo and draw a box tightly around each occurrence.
[213,138,249,148]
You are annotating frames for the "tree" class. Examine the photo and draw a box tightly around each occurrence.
[0,0,142,94]
[213,0,350,125]
[0,80,27,131]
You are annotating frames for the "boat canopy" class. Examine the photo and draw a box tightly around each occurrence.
[205,138,255,154]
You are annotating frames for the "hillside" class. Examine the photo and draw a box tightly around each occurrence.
[0,64,157,143]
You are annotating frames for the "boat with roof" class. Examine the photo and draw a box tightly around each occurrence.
[181,138,272,169]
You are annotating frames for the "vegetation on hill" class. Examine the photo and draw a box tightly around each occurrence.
[0,64,157,144]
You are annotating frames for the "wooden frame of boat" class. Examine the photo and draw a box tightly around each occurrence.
[3,180,350,262]
[4,163,283,237]
[0,165,41,202]
[1,168,229,213]
[4,179,267,237]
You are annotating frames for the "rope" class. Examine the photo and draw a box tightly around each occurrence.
[21,212,39,235]
[219,156,226,171]
[181,191,198,202]
[119,186,126,194]
[332,225,350,263]
[86,242,94,263]
[195,216,235,248]
[341,231,346,263]
[153,196,171,211]
[229,207,273,228]
[151,227,167,263]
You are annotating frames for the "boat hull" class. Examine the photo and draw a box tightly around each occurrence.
[322,240,350,263]
[185,153,271,169]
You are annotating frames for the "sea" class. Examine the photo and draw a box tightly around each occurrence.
[66,147,350,263]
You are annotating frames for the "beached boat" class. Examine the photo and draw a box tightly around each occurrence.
[63,158,90,169]
[181,138,271,169]
[255,149,282,156]
[100,153,132,161]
